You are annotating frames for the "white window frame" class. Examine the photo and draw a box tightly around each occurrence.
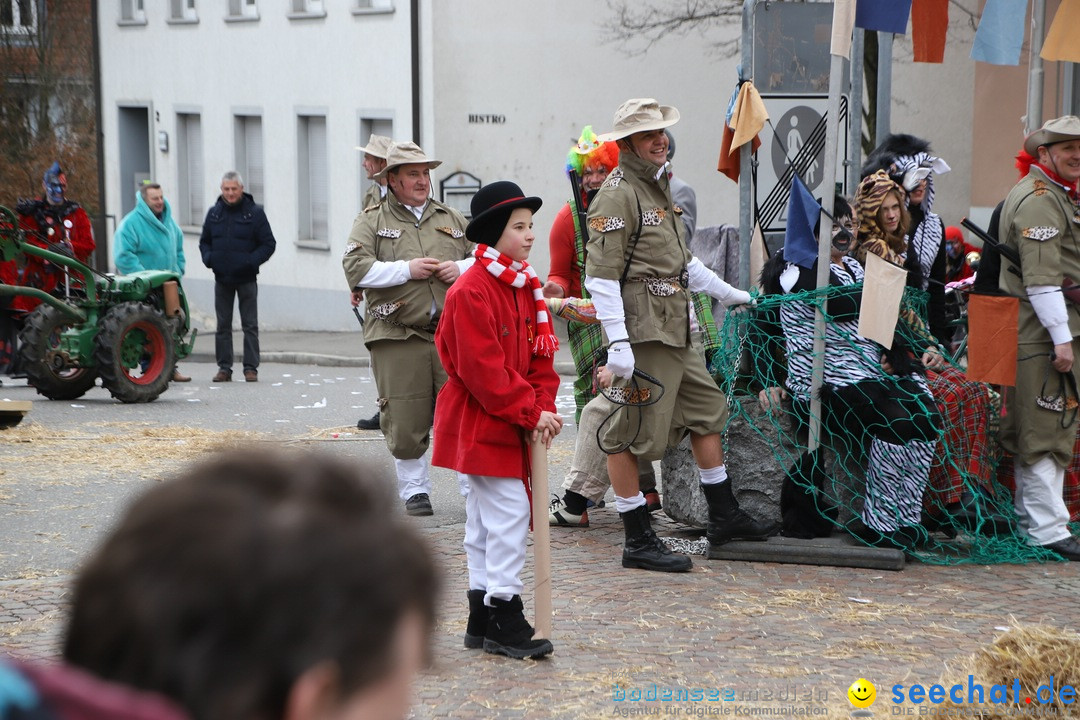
[119,0,146,25]
[1,0,38,35]
[168,0,198,23]
[226,0,258,21]
[297,114,329,249]
[353,0,394,15]
[176,112,205,229]
[288,0,325,20]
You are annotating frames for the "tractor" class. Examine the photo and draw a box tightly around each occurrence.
[0,205,196,403]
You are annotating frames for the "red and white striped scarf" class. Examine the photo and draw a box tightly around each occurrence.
[474,244,559,357]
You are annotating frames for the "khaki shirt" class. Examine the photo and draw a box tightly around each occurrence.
[999,168,1080,344]
[362,182,384,213]
[343,193,469,345]
[584,151,692,348]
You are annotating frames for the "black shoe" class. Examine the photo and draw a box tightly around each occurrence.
[700,482,779,546]
[620,504,692,572]
[357,411,380,430]
[1043,536,1080,561]
[483,595,553,659]
[465,590,488,649]
[404,493,433,516]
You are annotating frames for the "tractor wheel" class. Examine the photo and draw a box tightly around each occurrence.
[95,302,175,403]
[18,304,99,400]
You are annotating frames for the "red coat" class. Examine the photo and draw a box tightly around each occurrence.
[546,203,582,298]
[0,199,95,315]
[433,265,559,480]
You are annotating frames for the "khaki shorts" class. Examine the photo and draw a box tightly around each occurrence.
[601,340,728,462]
[1000,338,1080,467]
[369,337,447,459]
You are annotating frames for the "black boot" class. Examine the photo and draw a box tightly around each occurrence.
[483,595,553,659]
[701,482,778,546]
[620,505,692,572]
[464,590,488,649]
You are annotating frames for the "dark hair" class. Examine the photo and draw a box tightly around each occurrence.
[63,449,438,720]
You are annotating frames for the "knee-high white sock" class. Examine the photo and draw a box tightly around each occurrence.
[699,464,728,486]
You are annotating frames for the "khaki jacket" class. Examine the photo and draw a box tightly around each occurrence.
[362,182,384,213]
[343,192,469,346]
[584,151,692,348]
[999,168,1080,344]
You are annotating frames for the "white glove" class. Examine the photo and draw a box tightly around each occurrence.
[606,340,636,380]
[687,256,752,306]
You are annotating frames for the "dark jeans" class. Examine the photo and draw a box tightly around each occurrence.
[214,280,259,373]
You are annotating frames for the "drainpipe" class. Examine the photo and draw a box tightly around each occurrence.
[410,0,420,143]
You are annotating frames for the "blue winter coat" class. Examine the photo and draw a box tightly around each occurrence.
[198,192,276,285]
[113,191,186,275]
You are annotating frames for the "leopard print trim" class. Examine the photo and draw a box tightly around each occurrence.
[602,168,624,189]
[376,228,402,239]
[673,205,683,215]
[1022,226,1059,241]
[603,385,652,405]
[343,241,359,256]
[1036,394,1079,413]
[629,276,682,297]
[641,208,667,226]
[436,226,464,239]
[589,216,625,233]
[370,301,404,320]
[1033,180,1048,196]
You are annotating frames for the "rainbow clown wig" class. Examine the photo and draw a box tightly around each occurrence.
[566,125,619,177]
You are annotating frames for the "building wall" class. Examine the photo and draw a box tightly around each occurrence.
[97,0,413,331]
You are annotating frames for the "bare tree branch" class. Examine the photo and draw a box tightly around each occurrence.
[601,0,743,57]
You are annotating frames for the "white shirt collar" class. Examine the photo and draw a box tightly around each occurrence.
[403,201,428,219]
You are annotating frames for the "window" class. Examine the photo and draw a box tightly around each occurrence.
[353,0,393,13]
[120,0,146,24]
[235,115,264,203]
[176,113,204,227]
[169,0,197,22]
[227,0,257,20]
[297,115,328,247]
[359,117,392,211]
[1,0,37,34]
[289,0,325,18]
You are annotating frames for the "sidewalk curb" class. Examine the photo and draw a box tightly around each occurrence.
[189,351,578,376]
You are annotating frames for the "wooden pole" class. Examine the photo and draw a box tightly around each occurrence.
[529,437,552,639]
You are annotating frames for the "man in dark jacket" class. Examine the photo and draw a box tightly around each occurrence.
[199,171,276,382]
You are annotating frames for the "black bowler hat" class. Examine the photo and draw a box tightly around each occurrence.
[465,181,543,244]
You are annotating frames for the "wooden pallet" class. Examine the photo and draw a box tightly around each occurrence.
[0,400,32,428]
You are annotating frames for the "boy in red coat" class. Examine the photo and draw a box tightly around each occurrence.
[433,181,563,660]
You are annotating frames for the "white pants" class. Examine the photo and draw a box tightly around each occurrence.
[394,456,431,501]
[463,474,529,605]
[1014,456,1072,546]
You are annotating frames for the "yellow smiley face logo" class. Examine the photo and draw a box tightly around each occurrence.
[848,678,876,708]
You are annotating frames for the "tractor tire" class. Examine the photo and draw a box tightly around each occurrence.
[18,304,99,400]
[95,302,175,403]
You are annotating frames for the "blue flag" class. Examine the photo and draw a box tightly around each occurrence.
[783,174,820,270]
[855,0,912,34]
[970,0,1027,66]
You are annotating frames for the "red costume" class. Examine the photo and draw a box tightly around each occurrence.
[545,203,582,298]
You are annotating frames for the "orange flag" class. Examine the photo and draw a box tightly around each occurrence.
[911,0,948,63]
[965,293,1018,386]
[1041,0,1080,64]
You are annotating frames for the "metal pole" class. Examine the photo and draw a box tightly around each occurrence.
[847,28,865,193]
[737,0,756,290]
[875,32,892,144]
[807,52,845,453]
[1025,0,1046,134]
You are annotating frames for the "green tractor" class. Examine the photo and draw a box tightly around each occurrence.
[0,205,196,403]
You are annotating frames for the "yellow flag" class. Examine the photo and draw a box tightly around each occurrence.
[857,252,907,348]
[1041,0,1080,63]
[831,0,857,58]
[729,81,769,154]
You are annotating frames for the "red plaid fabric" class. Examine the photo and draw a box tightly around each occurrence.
[926,367,997,506]
[997,435,1080,523]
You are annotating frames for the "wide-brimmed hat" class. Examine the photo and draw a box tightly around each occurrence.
[356,133,392,159]
[1024,115,1080,156]
[373,142,442,180]
[598,98,680,142]
[465,181,543,244]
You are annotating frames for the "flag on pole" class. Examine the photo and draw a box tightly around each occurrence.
[717,81,766,183]
[1041,0,1080,64]
[855,0,913,34]
[970,0,1027,66]
[857,252,907,348]
[965,293,1019,386]
[911,0,948,63]
[831,0,856,58]
[782,174,820,270]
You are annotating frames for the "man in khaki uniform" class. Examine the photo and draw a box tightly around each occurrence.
[343,142,471,515]
[999,115,1080,560]
[584,98,776,573]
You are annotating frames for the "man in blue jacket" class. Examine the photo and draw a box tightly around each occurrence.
[114,182,190,382]
[199,171,276,383]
